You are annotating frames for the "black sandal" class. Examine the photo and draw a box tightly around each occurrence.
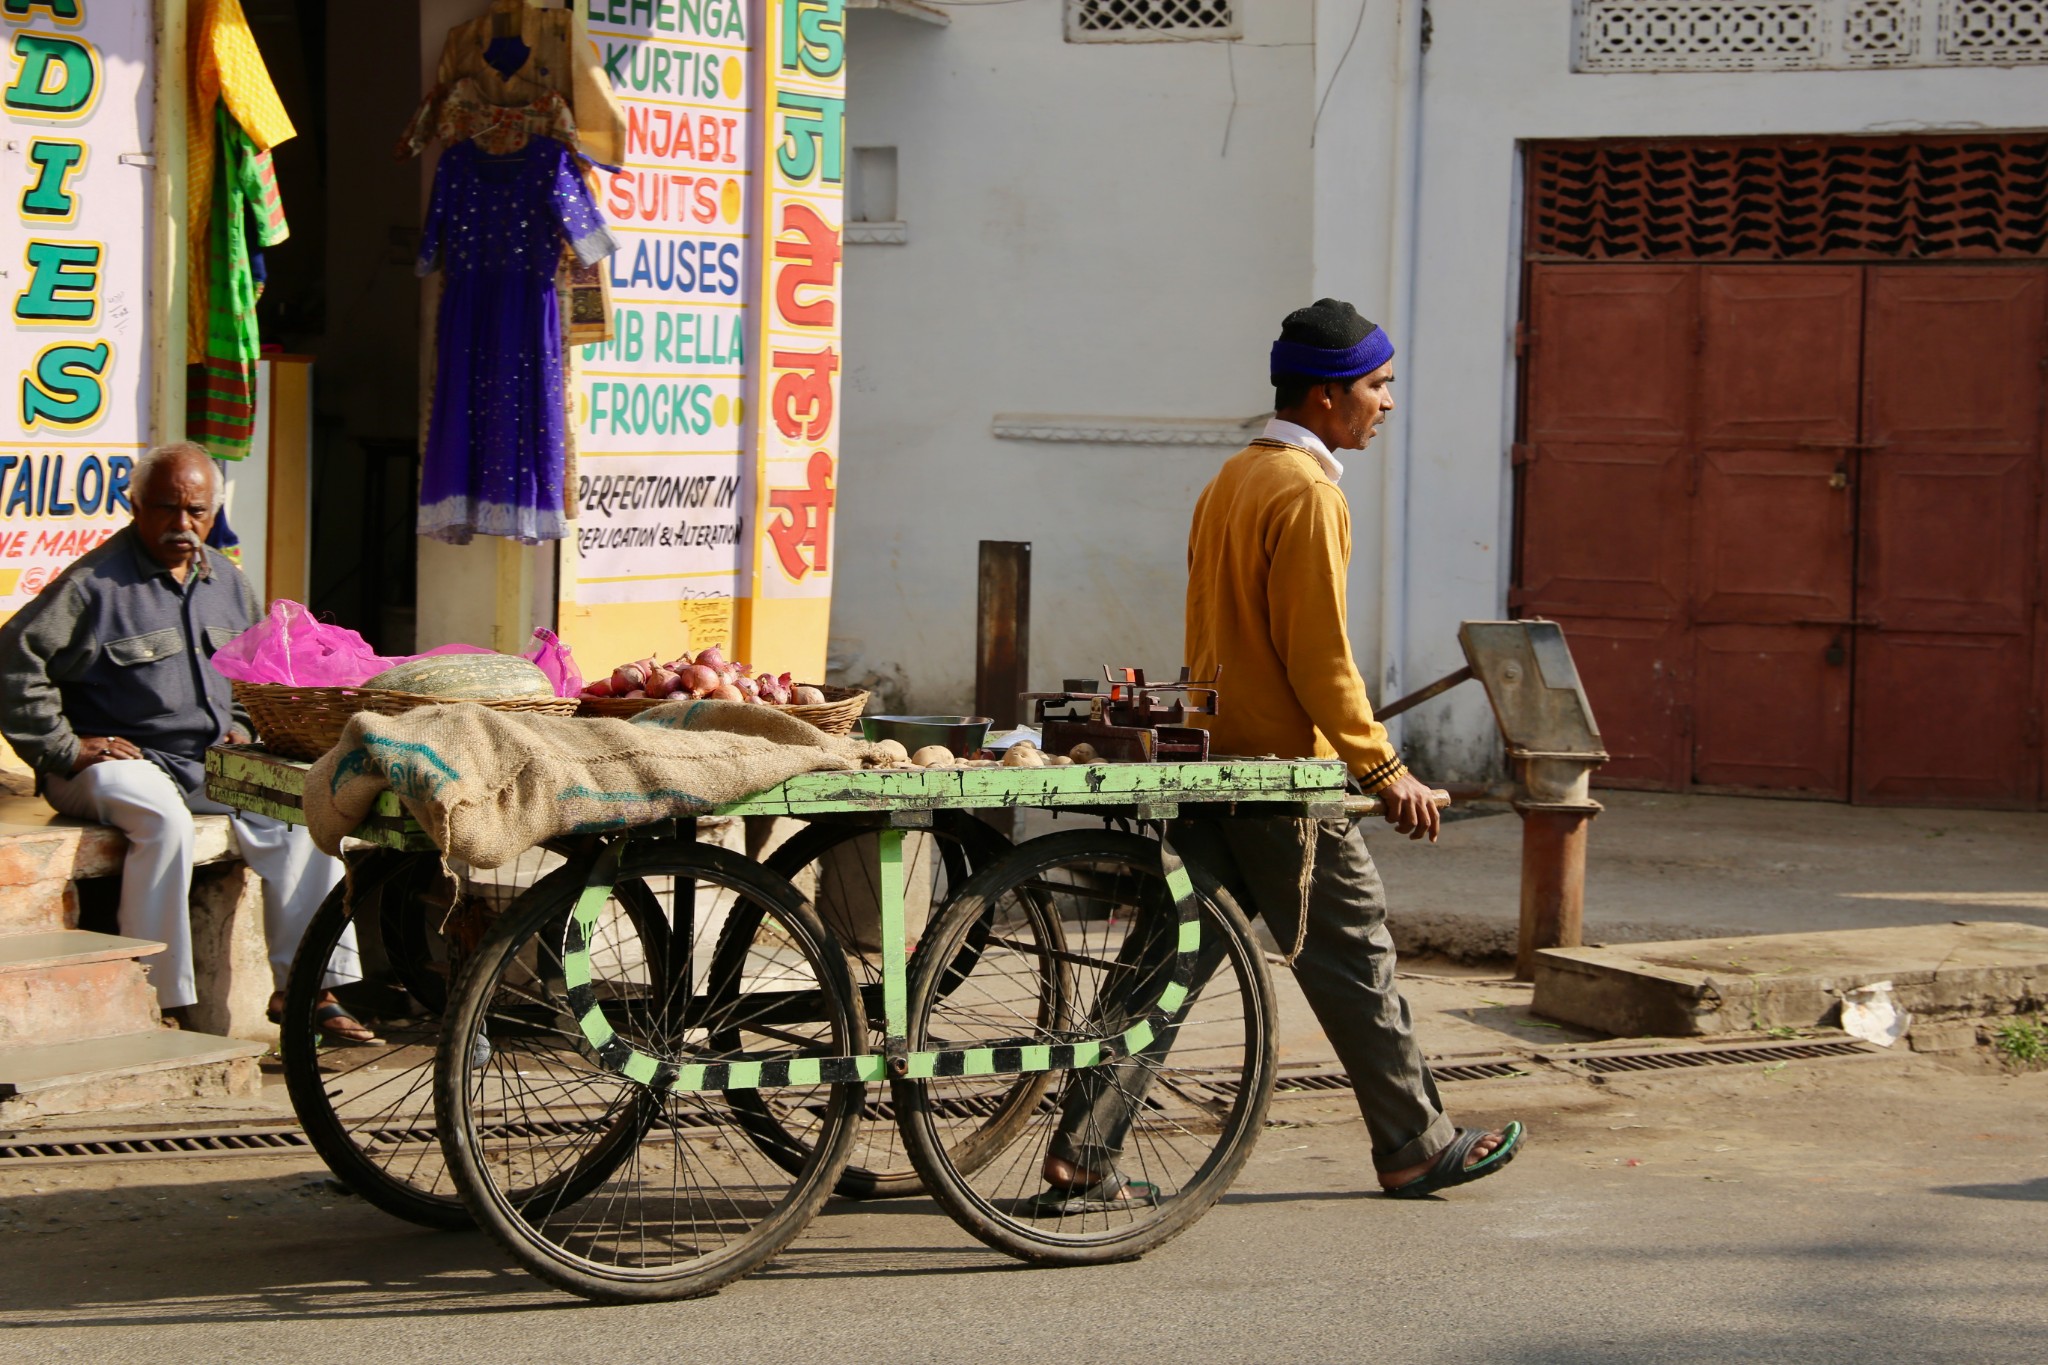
[1383,1122,1524,1200]
[1020,1170,1167,1217]
[312,1001,380,1048]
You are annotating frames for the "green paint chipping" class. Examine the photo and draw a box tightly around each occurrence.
[622,1051,659,1086]
[566,884,612,1040]
[1164,864,1195,903]
[660,1054,890,1093]
[578,1009,616,1050]
[1156,981,1189,1014]
[877,829,908,1040]
[208,747,1348,846]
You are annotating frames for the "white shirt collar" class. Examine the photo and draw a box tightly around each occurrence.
[1261,417,1344,483]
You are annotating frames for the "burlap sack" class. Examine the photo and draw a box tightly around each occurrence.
[304,699,872,868]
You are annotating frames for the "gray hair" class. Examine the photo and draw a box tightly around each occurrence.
[131,441,225,510]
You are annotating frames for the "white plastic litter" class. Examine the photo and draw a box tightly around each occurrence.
[1839,980,1910,1048]
[983,726,1043,752]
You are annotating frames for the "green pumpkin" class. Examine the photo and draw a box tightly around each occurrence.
[362,653,554,701]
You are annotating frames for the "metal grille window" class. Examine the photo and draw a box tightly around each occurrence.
[1066,0,1239,42]
[1525,136,2048,260]
[1576,0,2048,69]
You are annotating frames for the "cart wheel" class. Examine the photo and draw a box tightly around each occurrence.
[437,841,862,1303]
[893,829,1276,1266]
[718,811,1024,1199]
[280,845,666,1229]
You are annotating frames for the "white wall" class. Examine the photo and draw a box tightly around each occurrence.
[834,2,1317,711]
[1308,0,1418,737]
[1380,0,2048,780]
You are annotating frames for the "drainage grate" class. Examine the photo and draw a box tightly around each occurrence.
[1189,1056,1533,1105]
[2,1042,1871,1165]
[1547,1039,1877,1075]
[1435,1059,1536,1083]
[1273,1071,1351,1094]
[0,1126,311,1163]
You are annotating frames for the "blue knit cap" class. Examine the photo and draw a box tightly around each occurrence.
[1270,298,1394,384]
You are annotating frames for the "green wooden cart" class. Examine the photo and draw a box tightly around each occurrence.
[206,744,1379,1302]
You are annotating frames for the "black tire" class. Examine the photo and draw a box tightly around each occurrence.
[279,846,665,1230]
[720,811,1021,1199]
[893,829,1276,1266]
[437,841,863,1302]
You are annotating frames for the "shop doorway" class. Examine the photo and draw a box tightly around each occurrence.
[1514,139,2048,808]
[239,0,425,653]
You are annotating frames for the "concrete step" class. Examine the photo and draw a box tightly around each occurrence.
[0,1029,264,1122]
[0,930,166,1047]
[1532,920,2048,1038]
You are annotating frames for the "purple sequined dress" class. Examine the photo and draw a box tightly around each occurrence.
[416,136,616,543]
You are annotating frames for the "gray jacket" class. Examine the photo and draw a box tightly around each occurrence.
[0,527,259,797]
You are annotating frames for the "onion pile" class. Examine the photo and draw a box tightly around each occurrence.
[580,646,829,706]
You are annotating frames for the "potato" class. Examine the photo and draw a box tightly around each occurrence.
[1068,742,1100,763]
[910,745,955,768]
[1001,745,1046,768]
[872,738,909,763]
[1051,755,1074,766]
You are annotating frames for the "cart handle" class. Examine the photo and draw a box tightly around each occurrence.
[1343,789,1452,819]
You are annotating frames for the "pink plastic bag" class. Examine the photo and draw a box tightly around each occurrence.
[522,627,583,698]
[210,600,490,687]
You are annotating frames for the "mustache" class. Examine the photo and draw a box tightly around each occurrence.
[158,530,205,549]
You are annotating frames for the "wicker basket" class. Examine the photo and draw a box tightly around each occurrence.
[233,682,581,761]
[577,685,869,736]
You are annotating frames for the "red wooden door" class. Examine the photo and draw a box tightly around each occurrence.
[1518,266,1694,787]
[1517,262,2047,805]
[1689,267,1863,796]
[1853,269,2046,805]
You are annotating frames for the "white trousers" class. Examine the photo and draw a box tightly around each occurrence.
[44,758,347,1010]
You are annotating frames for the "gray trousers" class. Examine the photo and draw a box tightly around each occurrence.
[1050,814,1454,1176]
[45,758,347,1010]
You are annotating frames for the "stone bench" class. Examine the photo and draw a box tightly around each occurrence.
[0,795,276,1041]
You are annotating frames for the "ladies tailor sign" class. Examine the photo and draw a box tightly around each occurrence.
[0,0,150,618]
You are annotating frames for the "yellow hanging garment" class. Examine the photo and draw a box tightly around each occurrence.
[186,0,296,356]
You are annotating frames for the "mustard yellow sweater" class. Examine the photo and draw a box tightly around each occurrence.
[1184,439,1408,792]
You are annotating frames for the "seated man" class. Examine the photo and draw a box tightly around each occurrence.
[0,442,368,1041]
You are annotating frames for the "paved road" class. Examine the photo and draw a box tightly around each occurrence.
[4,1045,2043,1364]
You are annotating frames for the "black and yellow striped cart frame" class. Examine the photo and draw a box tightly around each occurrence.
[207,745,1374,1303]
